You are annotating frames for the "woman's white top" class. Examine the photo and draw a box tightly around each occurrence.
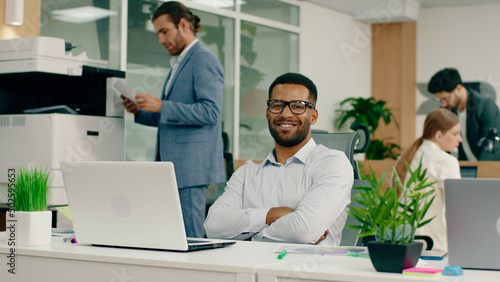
[404,139,461,253]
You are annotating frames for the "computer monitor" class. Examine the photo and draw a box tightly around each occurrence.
[459,166,477,178]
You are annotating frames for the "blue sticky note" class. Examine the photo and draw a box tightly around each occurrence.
[443,265,463,276]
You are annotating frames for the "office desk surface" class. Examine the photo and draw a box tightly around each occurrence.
[2,233,500,282]
[257,254,500,282]
[0,234,305,282]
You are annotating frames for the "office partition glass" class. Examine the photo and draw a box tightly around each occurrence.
[240,0,299,26]
[197,11,236,152]
[239,21,299,159]
[125,4,235,161]
[40,0,123,70]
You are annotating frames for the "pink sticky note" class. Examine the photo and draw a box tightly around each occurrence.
[403,267,443,274]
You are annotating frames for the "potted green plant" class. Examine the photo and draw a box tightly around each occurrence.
[346,160,436,273]
[335,97,400,159]
[3,166,52,246]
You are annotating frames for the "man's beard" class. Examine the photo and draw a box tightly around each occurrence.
[268,119,310,147]
[169,31,186,56]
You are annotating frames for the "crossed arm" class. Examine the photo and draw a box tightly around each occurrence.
[266,207,329,244]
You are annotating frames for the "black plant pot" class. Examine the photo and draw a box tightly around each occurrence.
[367,241,423,273]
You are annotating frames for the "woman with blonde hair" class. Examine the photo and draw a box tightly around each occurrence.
[395,108,462,253]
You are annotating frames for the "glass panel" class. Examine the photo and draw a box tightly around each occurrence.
[40,0,122,70]
[241,0,299,26]
[196,11,236,153]
[239,21,299,159]
[125,4,235,161]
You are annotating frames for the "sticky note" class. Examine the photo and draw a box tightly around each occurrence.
[55,206,72,221]
[403,267,443,277]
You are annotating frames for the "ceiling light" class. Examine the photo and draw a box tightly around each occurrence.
[189,0,246,9]
[5,0,24,26]
[50,6,117,24]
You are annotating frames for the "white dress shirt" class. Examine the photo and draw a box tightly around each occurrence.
[164,38,199,96]
[205,138,354,245]
[405,139,461,253]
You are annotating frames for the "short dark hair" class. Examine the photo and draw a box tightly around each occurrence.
[152,1,201,33]
[268,72,318,103]
[427,68,462,94]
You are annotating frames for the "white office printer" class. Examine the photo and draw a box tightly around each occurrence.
[0,37,126,206]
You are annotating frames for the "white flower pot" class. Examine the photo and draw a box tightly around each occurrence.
[10,211,52,246]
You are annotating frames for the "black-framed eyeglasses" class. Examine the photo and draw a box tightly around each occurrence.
[267,99,315,115]
[434,90,455,103]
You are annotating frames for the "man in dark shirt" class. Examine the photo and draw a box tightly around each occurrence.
[428,68,500,160]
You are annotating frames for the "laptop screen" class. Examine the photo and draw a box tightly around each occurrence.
[459,166,477,178]
[445,178,500,270]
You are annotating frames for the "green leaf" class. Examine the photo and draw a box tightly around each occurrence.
[358,230,377,237]
[347,159,436,244]
[344,225,367,230]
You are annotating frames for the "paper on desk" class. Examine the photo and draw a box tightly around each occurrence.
[55,206,72,221]
[275,245,368,256]
[52,228,75,236]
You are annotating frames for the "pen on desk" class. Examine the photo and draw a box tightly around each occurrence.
[63,237,78,243]
[277,250,287,259]
[346,251,369,258]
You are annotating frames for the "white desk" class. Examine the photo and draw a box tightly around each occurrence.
[2,233,500,282]
[257,255,500,282]
[0,234,306,282]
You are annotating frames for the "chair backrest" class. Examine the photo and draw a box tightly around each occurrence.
[222,131,234,180]
[340,179,370,246]
[311,131,359,172]
[350,124,370,154]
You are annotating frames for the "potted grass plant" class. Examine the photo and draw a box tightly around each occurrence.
[346,160,436,273]
[6,166,52,246]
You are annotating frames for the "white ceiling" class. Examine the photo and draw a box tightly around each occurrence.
[304,0,500,16]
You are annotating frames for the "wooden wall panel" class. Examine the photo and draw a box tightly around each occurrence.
[400,22,417,150]
[371,22,416,153]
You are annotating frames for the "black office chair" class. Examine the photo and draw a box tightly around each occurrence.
[350,124,370,154]
[222,131,235,180]
[206,132,234,217]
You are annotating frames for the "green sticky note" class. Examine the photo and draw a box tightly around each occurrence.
[55,206,72,221]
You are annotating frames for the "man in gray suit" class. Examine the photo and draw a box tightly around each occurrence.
[121,1,225,238]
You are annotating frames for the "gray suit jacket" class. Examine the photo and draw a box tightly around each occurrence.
[135,41,225,188]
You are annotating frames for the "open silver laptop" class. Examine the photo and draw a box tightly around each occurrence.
[61,161,235,252]
[445,178,500,270]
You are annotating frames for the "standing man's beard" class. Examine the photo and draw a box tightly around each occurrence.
[268,118,310,147]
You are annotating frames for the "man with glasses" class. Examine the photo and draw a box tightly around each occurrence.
[428,68,500,160]
[205,73,353,245]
